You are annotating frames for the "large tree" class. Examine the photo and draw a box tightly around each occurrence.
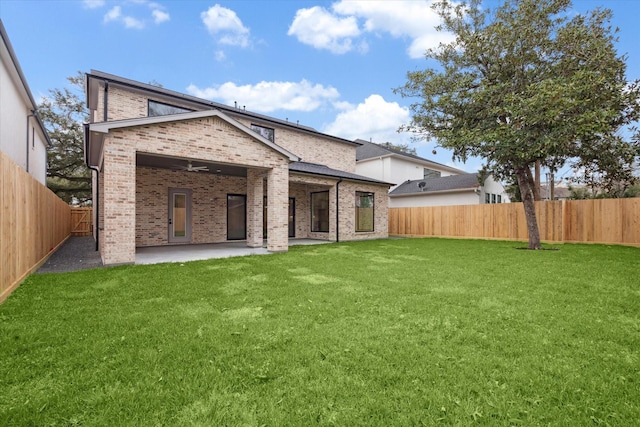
[38,73,92,204]
[395,0,640,249]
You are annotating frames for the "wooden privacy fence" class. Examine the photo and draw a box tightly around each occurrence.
[1,151,71,302]
[389,198,640,246]
[71,207,93,236]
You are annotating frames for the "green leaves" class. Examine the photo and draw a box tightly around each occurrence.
[396,0,640,246]
[39,73,92,205]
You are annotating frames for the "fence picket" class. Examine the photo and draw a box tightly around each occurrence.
[389,199,640,247]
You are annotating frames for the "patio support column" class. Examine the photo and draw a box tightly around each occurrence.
[101,142,136,265]
[246,168,264,248]
[266,164,289,252]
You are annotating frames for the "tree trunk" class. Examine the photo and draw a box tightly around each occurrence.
[516,167,543,249]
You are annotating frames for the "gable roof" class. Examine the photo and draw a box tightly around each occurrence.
[289,161,392,186]
[86,70,360,148]
[355,139,463,174]
[0,20,51,147]
[85,109,300,168]
[390,174,480,196]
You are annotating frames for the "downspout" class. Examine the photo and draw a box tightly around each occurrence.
[26,112,35,173]
[87,80,108,252]
[103,81,109,121]
[89,166,100,252]
[84,124,100,252]
[336,179,342,242]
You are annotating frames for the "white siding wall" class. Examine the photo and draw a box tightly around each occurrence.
[390,191,480,207]
[355,157,393,185]
[0,34,48,184]
[389,157,457,187]
[356,156,457,191]
[480,176,510,204]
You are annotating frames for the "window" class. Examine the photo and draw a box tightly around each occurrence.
[251,124,275,142]
[311,191,329,232]
[148,100,192,117]
[485,193,502,204]
[424,168,441,179]
[355,191,374,232]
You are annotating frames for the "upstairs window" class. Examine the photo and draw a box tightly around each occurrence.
[148,100,192,117]
[424,168,441,179]
[251,124,275,142]
[355,191,374,232]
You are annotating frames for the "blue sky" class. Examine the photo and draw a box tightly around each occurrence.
[1,0,639,174]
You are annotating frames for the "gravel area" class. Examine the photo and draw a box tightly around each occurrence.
[37,236,103,274]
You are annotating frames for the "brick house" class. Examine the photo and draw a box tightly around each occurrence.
[84,71,390,265]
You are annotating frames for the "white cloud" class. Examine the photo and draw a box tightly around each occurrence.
[214,50,227,62]
[152,9,170,24]
[104,6,122,23]
[123,15,145,29]
[83,0,105,9]
[186,80,340,113]
[289,0,455,58]
[287,6,362,54]
[201,5,250,48]
[323,94,411,142]
[98,1,169,29]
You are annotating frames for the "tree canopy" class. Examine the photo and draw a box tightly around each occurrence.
[39,73,92,205]
[395,0,640,249]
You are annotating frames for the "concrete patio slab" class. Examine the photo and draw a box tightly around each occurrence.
[135,239,331,265]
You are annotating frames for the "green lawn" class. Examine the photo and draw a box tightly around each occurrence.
[1,238,638,426]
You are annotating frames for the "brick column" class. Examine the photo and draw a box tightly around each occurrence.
[246,168,264,248]
[101,142,136,265]
[266,164,289,252]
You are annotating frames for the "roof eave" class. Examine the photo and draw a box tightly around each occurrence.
[290,170,392,186]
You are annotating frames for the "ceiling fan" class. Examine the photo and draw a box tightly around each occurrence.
[173,161,209,172]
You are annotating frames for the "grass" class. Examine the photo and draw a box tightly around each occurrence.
[1,238,638,426]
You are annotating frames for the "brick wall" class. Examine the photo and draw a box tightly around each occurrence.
[136,166,247,247]
[95,85,357,171]
[93,81,387,265]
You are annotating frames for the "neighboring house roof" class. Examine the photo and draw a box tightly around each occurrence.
[290,161,392,186]
[86,70,360,148]
[355,139,463,174]
[390,174,480,196]
[0,20,51,147]
[85,109,300,168]
[540,184,572,200]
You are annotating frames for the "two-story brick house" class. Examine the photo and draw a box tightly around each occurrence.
[84,71,390,265]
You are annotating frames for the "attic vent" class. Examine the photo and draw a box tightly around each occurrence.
[418,181,427,191]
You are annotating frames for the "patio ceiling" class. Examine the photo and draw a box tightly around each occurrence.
[136,153,248,177]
